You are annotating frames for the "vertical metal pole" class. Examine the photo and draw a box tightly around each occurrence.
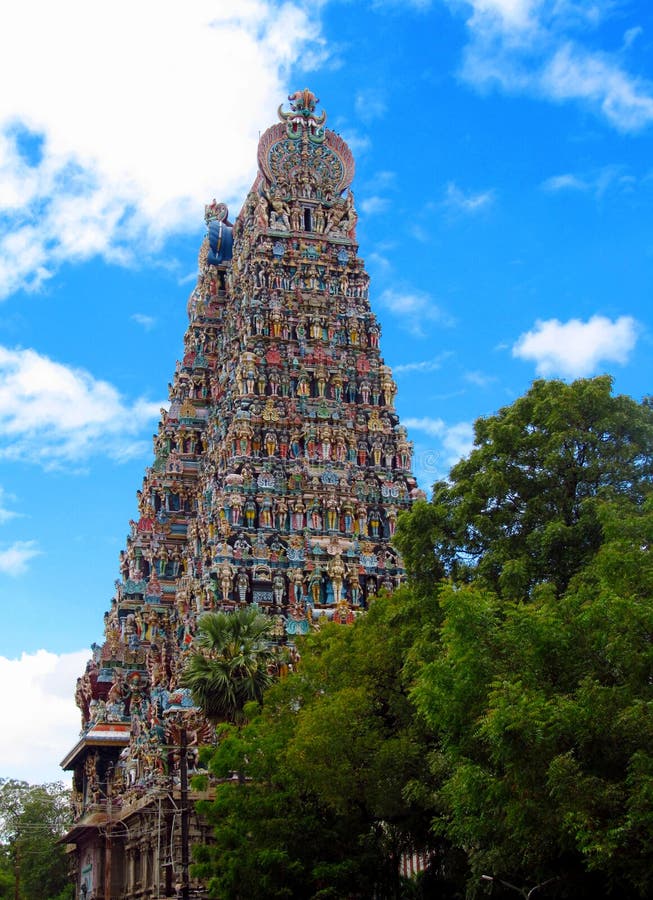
[180,727,189,900]
[13,844,19,900]
[156,795,161,899]
[105,783,112,900]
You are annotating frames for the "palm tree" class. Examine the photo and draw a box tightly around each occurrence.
[181,606,275,723]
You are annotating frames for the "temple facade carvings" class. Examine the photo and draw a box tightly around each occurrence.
[62,90,422,899]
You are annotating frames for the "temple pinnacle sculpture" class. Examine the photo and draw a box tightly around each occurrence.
[61,90,421,899]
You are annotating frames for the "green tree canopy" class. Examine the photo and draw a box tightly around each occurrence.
[0,779,71,900]
[395,376,653,597]
[193,589,458,899]
[181,606,276,723]
[410,496,653,898]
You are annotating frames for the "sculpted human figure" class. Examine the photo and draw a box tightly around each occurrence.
[309,566,323,605]
[274,497,288,531]
[325,495,339,531]
[266,190,291,230]
[368,507,382,538]
[328,554,345,604]
[260,495,273,528]
[218,561,236,602]
[256,193,268,230]
[291,498,305,530]
[244,499,257,528]
[347,565,362,606]
[288,566,305,603]
[342,500,354,534]
[343,189,357,237]
[75,673,93,726]
[272,573,286,606]
[309,498,322,530]
[264,430,278,457]
[236,569,249,604]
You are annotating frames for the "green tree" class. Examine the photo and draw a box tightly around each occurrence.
[395,377,653,597]
[193,589,462,899]
[411,496,653,897]
[181,606,276,723]
[0,779,71,900]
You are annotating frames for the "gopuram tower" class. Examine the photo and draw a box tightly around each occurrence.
[61,90,420,899]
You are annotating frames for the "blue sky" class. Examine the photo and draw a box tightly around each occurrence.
[0,0,651,782]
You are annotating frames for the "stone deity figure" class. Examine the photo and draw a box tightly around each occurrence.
[386,506,398,537]
[288,567,305,603]
[274,497,289,531]
[265,190,291,230]
[309,499,323,530]
[325,495,339,531]
[256,193,268,230]
[236,569,249,604]
[217,561,236,602]
[347,565,362,606]
[244,499,257,528]
[328,554,345,605]
[342,501,354,534]
[265,430,278,457]
[291,499,305,530]
[75,673,93,727]
[260,496,273,528]
[272,573,286,606]
[368,507,382,538]
[309,566,323,605]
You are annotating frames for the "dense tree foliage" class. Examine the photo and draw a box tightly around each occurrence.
[193,589,459,899]
[182,606,276,723]
[0,780,71,900]
[412,497,653,898]
[395,376,653,596]
[193,377,653,899]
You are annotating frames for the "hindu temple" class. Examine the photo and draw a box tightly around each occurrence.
[61,89,421,899]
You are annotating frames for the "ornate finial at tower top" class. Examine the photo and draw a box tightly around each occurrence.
[288,88,319,114]
[204,199,229,224]
[278,88,327,143]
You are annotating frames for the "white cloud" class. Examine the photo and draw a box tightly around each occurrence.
[367,251,392,272]
[0,649,90,784]
[405,416,475,481]
[0,540,41,576]
[0,1,325,300]
[450,0,653,132]
[443,181,495,213]
[541,165,635,197]
[0,486,20,524]
[542,43,653,131]
[354,89,387,122]
[467,0,540,32]
[360,196,390,216]
[394,353,451,374]
[131,313,157,331]
[622,26,643,51]
[464,369,496,387]
[378,288,455,335]
[0,345,163,467]
[512,314,638,377]
[541,173,589,191]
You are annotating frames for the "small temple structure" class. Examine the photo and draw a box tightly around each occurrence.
[61,89,421,899]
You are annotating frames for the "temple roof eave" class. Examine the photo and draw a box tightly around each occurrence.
[61,723,131,770]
